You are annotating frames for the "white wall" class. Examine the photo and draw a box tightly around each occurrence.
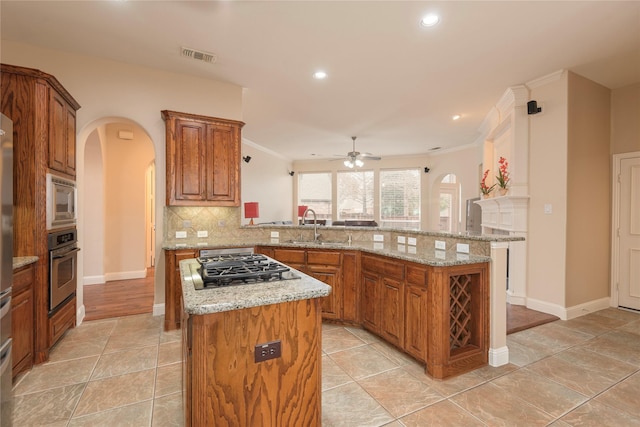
[527,72,569,310]
[241,141,293,224]
[1,41,244,315]
[83,128,105,282]
[102,123,154,280]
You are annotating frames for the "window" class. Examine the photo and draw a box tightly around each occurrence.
[380,169,420,230]
[297,172,332,220]
[439,174,459,233]
[337,170,374,220]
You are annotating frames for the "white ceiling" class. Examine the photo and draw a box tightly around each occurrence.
[2,1,639,161]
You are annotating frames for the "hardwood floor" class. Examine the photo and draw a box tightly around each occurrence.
[83,268,155,321]
[506,303,559,334]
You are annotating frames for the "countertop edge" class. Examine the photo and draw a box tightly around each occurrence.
[13,256,39,270]
[180,259,332,315]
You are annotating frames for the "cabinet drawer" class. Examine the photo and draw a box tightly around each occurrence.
[49,298,76,346]
[362,255,404,280]
[406,265,428,287]
[307,250,341,266]
[273,249,306,264]
[13,264,34,293]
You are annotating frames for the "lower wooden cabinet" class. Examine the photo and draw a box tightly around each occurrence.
[12,264,34,381]
[165,249,197,330]
[49,296,76,348]
[404,265,428,362]
[361,254,405,348]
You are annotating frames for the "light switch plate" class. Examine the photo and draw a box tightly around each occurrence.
[435,250,446,259]
[197,230,208,238]
[397,244,406,252]
[435,240,446,250]
[373,242,384,250]
[544,204,552,214]
[175,231,187,239]
[373,234,384,242]
[407,237,417,246]
[270,231,279,238]
[408,246,417,254]
[456,243,470,254]
[397,236,406,244]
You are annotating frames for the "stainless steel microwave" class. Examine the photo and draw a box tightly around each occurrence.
[46,173,77,230]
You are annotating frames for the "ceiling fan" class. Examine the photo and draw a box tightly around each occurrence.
[337,136,381,168]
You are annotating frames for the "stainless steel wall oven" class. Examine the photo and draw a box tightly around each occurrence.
[48,229,79,312]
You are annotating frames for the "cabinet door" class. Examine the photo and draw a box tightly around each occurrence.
[49,91,68,174]
[361,272,379,333]
[404,282,427,362]
[65,107,76,175]
[173,120,208,202]
[206,123,239,204]
[307,264,341,320]
[11,265,34,381]
[165,249,197,330]
[380,277,404,348]
[341,252,359,323]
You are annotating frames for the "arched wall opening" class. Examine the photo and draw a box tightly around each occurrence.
[77,117,156,320]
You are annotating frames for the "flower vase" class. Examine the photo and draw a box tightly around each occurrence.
[482,193,492,199]
[498,187,508,197]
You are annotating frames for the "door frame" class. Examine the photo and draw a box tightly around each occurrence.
[610,151,640,308]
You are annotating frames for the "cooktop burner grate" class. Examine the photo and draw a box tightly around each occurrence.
[195,252,300,288]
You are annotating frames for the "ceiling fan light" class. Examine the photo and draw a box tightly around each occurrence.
[355,159,364,167]
[344,159,353,168]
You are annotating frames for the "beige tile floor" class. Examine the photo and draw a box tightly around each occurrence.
[12,308,640,426]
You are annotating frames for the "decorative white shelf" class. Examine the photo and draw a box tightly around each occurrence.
[475,195,530,233]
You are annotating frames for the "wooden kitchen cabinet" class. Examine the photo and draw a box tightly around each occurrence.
[11,264,34,381]
[268,247,348,321]
[162,110,244,207]
[165,249,197,330]
[361,254,405,348]
[307,250,342,320]
[2,63,80,364]
[49,90,77,177]
[404,264,428,362]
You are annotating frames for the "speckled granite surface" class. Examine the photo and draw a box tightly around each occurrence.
[180,259,331,315]
[13,256,38,269]
[165,239,491,268]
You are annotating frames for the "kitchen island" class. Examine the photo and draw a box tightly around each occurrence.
[180,258,331,427]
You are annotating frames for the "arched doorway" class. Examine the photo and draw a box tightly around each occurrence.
[81,118,156,320]
[438,173,461,233]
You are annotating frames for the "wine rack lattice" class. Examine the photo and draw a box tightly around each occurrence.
[449,274,472,350]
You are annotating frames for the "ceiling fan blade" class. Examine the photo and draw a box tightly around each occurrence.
[359,154,381,160]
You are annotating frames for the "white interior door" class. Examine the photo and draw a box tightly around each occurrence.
[615,154,640,310]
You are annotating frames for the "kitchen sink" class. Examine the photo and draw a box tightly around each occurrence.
[286,240,351,247]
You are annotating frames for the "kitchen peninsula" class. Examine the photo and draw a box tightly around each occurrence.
[167,225,515,384]
[180,257,331,426]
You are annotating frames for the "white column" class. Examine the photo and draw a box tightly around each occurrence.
[489,241,509,367]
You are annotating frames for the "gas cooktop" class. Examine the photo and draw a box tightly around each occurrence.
[193,250,300,290]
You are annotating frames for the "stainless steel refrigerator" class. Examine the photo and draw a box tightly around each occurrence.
[465,197,482,235]
[0,113,13,426]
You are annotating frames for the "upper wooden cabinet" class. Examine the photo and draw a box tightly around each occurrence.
[162,110,244,206]
[48,91,77,176]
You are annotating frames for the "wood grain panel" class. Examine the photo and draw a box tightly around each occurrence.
[188,299,321,426]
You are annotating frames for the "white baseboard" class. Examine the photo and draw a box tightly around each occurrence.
[489,346,509,367]
[76,304,85,326]
[83,275,106,285]
[506,291,526,306]
[527,296,611,321]
[105,270,147,281]
[153,303,165,317]
[526,298,567,320]
[565,297,611,320]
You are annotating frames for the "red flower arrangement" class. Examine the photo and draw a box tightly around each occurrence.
[496,157,510,189]
[480,169,496,195]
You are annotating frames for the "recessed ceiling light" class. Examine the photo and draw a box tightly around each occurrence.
[313,71,327,80]
[452,114,461,121]
[420,14,440,27]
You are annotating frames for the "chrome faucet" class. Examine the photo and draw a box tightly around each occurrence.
[302,208,321,242]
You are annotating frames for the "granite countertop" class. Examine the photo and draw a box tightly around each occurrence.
[180,258,332,315]
[165,240,491,268]
[13,256,39,270]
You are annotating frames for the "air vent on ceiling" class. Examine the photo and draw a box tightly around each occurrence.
[181,47,217,64]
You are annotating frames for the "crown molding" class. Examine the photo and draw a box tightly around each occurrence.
[526,69,565,89]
